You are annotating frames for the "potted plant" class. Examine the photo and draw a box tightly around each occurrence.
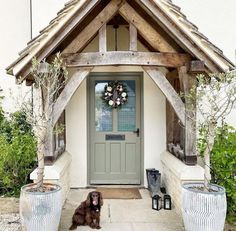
[181,71,236,231]
[19,53,68,231]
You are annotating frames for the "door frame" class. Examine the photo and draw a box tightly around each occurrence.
[87,72,144,185]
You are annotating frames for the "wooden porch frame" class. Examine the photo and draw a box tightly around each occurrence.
[178,66,197,165]
[119,2,178,52]
[62,0,124,54]
[63,51,191,68]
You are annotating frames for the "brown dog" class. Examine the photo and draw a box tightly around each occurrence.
[69,191,103,230]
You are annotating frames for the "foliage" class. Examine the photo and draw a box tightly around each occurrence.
[24,53,68,191]
[210,124,236,222]
[0,108,37,197]
[185,71,236,188]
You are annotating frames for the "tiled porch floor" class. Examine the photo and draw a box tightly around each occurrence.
[59,188,184,231]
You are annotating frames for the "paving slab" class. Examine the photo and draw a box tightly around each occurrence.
[59,189,184,231]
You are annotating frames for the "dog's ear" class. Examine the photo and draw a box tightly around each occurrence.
[99,192,103,206]
[85,192,92,206]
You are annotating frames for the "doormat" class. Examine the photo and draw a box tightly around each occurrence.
[96,187,142,199]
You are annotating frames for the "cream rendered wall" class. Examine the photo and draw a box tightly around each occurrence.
[66,26,166,187]
[0,0,67,113]
[66,75,88,187]
[143,73,166,185]
[31,0,66,37]
[66,65,166,187]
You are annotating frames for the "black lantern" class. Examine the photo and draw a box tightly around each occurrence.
[163,194,171,210]
[152,194,162,211]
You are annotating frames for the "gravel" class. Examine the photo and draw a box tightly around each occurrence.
[0,214,21,231]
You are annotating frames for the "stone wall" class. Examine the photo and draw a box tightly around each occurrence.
[161,151,204,215]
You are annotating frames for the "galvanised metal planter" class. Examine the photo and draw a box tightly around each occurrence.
[182,183,226,231]
[20,183,62,231]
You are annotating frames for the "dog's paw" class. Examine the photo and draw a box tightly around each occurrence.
[96,225,101,229]
[69,224,77,230]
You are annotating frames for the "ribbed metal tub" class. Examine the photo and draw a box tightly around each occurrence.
[182,183,226,231]
[20,183,62,231]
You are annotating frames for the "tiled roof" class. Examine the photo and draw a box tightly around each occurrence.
[6,0,89,76]
[6,0,235,78]
[155,0,235,70]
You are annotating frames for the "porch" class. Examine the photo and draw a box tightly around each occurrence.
[59,188,184,231]
[6,0,233,223]
[32,150,204,215]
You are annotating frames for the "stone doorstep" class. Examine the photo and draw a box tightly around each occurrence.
[0,197,19,214]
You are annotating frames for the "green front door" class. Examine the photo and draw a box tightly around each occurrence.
[89,73,141,184]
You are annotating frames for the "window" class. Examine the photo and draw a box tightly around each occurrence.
[54,110,66,158]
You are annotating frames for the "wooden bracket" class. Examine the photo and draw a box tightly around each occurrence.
[188,60,205,73]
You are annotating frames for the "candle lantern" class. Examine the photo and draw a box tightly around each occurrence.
[152,194,162,211]
[163,194,171,210]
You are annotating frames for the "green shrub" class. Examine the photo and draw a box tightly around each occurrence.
[211,124,236,223]
[0,109,37,196]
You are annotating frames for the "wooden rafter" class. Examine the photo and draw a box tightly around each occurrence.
[62,0,124,54]
[143,66,185,125]
[63,51,191,67]
[52,67,93,126]
[119,2,178,53]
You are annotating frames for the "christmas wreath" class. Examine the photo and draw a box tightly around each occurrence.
[102,81,128,108]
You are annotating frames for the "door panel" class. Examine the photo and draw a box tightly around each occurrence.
[89,73,141,184]
[94,143,106,173]
[110,143,121,173]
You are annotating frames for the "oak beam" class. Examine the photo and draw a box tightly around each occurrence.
[129,23,137,51]
[178,66,197,165]
[99,24,107,52]
[119,2,178,53]
[63,51,191,67]
[143,66,185,125]
[52,67,93,126]
[63,0,124,54]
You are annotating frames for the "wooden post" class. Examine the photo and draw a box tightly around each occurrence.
[178,66,197,165]
[99,24,107,52]
[166,71,182,149]
[129,23,137,51]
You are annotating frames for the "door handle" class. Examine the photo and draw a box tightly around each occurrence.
[133,128,140,137]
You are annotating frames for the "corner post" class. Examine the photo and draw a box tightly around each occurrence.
[178,66,197,165]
